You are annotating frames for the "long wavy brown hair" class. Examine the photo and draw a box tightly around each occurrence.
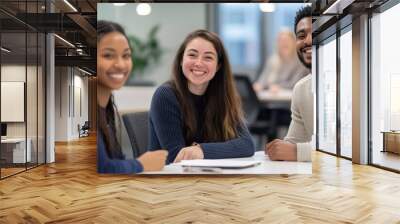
[170,29,244,144]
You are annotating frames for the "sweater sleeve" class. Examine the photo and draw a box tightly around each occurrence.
[149,86,186,164]
[284,79,312,162]
[296,142,312,162]
[97,133,143,174]
[200,124,255,159]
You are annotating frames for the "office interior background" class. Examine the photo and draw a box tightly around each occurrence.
[0,0,399,223]
[0,0,97,179]
[0,0,398,176]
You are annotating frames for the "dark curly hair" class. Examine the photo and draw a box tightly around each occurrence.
[294,6,312,33]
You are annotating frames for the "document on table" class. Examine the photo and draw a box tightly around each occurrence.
[179,159,261,169]
[140,152,312,174]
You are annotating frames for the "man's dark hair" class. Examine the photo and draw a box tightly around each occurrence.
[294,6,312,33]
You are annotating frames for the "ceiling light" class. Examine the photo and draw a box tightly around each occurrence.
[259,3,276,13]
[1,47,11,53]
[63,0,78,12]
[113,3,127,7]
[136,3,151,16]
[54,34,75,48]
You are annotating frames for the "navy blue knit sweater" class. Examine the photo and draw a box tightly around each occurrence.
[97,105,143,174]
[149,84,255,164]
[97,131,143,173]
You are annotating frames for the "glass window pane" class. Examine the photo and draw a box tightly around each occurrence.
[317,36,337,154]
[217,3,261,77]
[27,31,38,169]
[339,28,352,158]
[1,32,27,177]
[371,3,400,171]
[38,33,45,165]
[1,0,46,179]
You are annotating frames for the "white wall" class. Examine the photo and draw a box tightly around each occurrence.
[54,67,89,141]
[98,3,207,86]
[72,74,89,138]
[1,64,46,163]
[1,65,31,137]
[55,66,68,141]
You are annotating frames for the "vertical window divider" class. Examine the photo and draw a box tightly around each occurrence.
[36,0,39,167]
[336,24,341,157]
[316,44,320,151]
[0,25,2,179]
[25,0,28,171]
[367,11,373,165]
[73,68,75,118]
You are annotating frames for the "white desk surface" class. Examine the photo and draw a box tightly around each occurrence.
[1,138,26,143]
[257,90,292,103]
[141,151,312,175]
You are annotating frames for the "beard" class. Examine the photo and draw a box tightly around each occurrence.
[297,50,311,69]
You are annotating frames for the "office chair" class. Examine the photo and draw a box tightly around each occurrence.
[78,121,90,138]
[122,111,149,158]
[234,75,274,149]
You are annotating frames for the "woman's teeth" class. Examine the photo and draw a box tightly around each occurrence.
[192,70,206,75]
[109,73,125,80]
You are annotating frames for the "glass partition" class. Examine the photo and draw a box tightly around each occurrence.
[27,31,38,169]
[370,3,400,171]
[317,35,337,155]
[339,27,352,158]
[0,0,46,179]
[1,30,28,177]
[38,32,46,165]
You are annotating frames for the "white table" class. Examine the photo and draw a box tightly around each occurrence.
[1,138,31,163]
[257,89,292,103]
[141,151,311,175]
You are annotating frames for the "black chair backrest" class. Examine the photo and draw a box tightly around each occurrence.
[234,75,261,124]
[82,121,90,130]
[122,111,149,158]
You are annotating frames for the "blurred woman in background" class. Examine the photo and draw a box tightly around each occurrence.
[254,29,309,93]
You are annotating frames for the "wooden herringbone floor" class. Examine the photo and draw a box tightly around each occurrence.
[0,135,400,224]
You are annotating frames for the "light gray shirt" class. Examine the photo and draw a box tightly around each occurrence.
[284,74,314,161]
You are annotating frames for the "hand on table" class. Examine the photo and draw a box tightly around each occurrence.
[137,150,168,171]
[253,82,263,92]
[265,139,297,161]
[173,145,204,163]
[269,84,282,94]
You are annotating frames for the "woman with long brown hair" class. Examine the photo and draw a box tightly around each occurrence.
[97,20,167,173]
[149,29,255,164]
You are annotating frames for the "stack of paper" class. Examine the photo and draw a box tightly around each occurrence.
[179,159,261,169]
